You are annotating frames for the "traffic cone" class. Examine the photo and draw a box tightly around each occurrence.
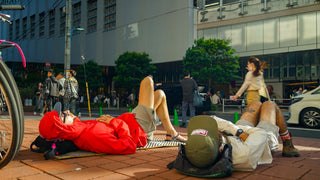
[234,111,239,124]
[99,107,103,117]
[173,109,179,126]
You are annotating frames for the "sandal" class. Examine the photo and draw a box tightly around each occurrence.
[165,134,187,143]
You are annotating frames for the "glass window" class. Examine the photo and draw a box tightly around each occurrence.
[311,65,317,77]
[289,67,296,77]
[273,68,279,78]
[49,9,55,37]
[288,52,296,65]
[305,66,310,77]
[73,2,81,29]
[30,15,35,38]
[22,17,27,39]
[60,6,66,35]
[282,67,287,78]
[297,66,303,77]
[15,19,19,40]
[87,0,97,32]
[39,12,45,37]
[104,0,116,31]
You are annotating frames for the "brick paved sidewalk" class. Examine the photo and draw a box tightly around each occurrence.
[1,118,319,180]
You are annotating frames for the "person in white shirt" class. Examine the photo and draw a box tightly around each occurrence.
[233,56,265,105]
[184,100,300,172]
[210,91,221,104]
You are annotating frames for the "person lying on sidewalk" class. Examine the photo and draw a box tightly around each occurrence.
[38,76,187,158]
[169,100,300,176]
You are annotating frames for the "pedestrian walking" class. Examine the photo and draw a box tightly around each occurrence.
[63,69,78,114]
[233,56,265,105]
[180,71,198,128]
[34,82,43,115]
[45,69,60,112]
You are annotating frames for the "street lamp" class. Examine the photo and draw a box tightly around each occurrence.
[64,27,84,78]
[70,27,84,38]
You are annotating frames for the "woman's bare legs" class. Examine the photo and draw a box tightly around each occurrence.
[138,76,187,142]
[137,76,154,109]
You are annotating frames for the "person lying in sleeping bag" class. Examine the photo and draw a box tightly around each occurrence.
[39,76,187,155]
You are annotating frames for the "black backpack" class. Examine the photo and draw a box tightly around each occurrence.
[30,135,79,159]
[49,81,60,97]
[167,143,233,178]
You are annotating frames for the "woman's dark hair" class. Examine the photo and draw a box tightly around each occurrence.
[248,56,265,77]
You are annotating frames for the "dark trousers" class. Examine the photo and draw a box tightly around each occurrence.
[46,96,58,112]
[182,101,195,124]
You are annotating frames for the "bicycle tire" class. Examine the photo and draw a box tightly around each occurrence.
[0,60,24,148]
[0,62,22,169]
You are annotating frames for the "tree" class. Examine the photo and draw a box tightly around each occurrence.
[77,60,104,95]
[183,38,240,88]
[114,51,156,93]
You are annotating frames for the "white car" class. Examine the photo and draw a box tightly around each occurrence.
[287,86,320,128]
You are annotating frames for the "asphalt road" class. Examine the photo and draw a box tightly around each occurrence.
[216,114,320,139]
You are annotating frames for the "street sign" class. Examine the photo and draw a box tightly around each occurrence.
[45,62,51,67]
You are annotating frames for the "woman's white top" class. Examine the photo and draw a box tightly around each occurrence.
[236,71,263,97]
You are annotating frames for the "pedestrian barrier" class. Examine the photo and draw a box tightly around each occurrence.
[173,109,179,126]
[99,107,103,116]
[221,98,291,113]
[234,111,239,124]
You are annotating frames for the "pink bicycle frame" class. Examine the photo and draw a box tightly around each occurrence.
[0,40,26,68]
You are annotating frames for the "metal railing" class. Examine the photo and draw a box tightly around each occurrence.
[220,98,292,113]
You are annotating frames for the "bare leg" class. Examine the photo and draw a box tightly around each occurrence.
[137,76,154,108]
[238,101,261,126]
[154,90,177,137]
[259,101,276,125]
[259,101,300,157]
[138,76,186,142]
[275,104,288,134]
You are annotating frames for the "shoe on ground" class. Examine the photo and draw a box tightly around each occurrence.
[165,134,187,143]
[282,138,300,157]
[40,113,44,117]
[34,112,36,115]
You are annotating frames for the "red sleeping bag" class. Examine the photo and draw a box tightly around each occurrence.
[39,111,148,155]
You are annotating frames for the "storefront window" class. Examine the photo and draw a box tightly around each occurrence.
[297,66,303,77]
[311,65,317,77]
[289,67,296,77]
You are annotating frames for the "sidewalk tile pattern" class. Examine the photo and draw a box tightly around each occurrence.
[1,118,319,180]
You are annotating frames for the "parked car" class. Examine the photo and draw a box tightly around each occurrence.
[155,84,211,115]
[287,86,320,128]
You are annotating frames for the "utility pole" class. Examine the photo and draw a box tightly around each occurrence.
[64,0,72,78]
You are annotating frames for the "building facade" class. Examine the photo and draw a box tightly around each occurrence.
[0,0,196,94]
[0,0,319,98]
[197,0,320,98]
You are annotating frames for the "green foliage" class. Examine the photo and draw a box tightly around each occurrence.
[77,60,104,94]
[183,38,240,85]
[114,51,156,92]
[19,87,34,99]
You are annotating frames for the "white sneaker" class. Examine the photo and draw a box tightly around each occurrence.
[40,113,44,116]
[34,112,36,115]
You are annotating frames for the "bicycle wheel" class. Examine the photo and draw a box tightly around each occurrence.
[0,60,24,149]
[0,61,23,169]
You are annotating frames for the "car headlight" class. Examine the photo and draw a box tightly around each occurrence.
[291,97,303,105]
